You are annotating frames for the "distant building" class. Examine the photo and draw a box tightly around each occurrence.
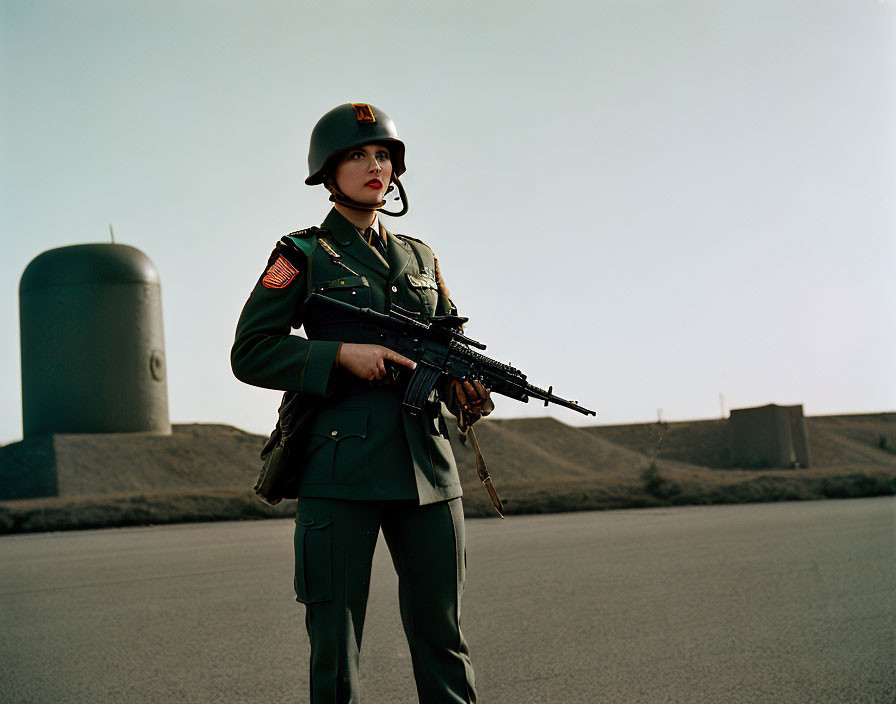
[728,404,810,468]
[19,243,171,437]
[5,243,171,500]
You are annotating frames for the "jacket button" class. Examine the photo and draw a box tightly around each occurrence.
[330,429,338,437]
[391,285,398,293]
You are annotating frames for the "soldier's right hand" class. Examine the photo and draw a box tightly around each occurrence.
[336,343,416,381]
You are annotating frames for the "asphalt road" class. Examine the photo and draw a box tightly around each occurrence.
[1,498,894,704]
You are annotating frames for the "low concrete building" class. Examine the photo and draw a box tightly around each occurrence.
[728,403,810,469]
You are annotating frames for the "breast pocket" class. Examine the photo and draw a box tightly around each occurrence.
[316,275,372,308]
[303,408,369,485]
[406,272,439,316]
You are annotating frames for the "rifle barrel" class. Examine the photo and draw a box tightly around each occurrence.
[525,383,596,416]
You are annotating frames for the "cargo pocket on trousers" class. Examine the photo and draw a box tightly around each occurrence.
[293,518,334,604]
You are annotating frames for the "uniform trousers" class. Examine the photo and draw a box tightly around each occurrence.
[294,497,477,704]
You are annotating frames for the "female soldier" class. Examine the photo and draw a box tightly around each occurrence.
[231,103,489,704]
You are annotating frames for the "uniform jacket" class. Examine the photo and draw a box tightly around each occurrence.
[232,208,462,505]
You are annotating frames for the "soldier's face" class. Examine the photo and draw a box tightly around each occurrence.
[332,143,393,204]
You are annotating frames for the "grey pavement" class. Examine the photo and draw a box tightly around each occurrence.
[1,497,894,703]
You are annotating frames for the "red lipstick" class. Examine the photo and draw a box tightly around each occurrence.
[365,178,383,188]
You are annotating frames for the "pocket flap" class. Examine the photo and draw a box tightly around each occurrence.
[317,275,369,292]
[308,408,369,442]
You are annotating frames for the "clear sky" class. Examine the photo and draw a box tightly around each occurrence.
[2,0,894,445]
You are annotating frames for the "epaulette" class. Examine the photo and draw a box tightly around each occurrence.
[395,233,432,251]
[287,226,326,239]
[280,227,329,258]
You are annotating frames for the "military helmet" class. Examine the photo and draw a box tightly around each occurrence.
[305,103,406,186]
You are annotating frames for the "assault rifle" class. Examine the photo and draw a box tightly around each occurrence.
[302,292,596,418]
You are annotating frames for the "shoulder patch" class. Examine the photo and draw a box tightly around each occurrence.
[262,255,299,289]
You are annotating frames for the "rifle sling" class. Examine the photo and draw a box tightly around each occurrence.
[459,410,505,518]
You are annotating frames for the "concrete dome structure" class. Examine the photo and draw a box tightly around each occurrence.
[19,243,171,437]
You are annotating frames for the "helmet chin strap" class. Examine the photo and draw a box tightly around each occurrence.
[326,176,409,217]
[379,177,409,217]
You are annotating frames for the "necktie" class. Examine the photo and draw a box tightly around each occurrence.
[363,227,387,258]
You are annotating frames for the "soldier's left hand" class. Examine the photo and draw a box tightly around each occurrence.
[451,378,491,421]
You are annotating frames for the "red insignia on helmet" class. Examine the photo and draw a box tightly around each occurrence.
[351,103,376,123]
[262,255,299,289]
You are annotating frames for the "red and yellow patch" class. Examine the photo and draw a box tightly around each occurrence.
[351,103,376,123]
[262,255,298,289]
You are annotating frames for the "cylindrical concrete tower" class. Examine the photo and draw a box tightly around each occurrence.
[20,243,171,437]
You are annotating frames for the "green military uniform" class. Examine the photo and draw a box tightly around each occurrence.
[232,207,477,703]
